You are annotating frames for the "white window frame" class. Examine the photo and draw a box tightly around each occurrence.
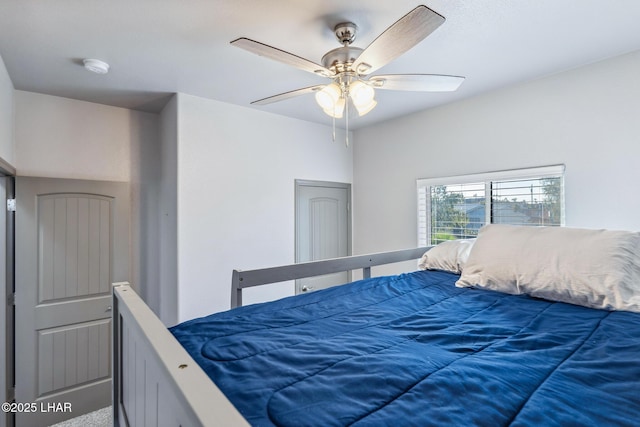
[417,165,565,246]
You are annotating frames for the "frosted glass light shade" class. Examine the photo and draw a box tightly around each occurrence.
[316,80,376,118]
[323,96,345,118]
[315,83,342,110]
[354,99,377,116]
[349,80,375,107]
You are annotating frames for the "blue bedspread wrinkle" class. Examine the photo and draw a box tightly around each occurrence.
[170,270,640,426]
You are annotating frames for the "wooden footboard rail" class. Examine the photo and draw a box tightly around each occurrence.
[113,247,431,426]
[112,282,249,427]
[231,246,431,308]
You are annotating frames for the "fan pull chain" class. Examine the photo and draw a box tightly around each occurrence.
[332,114,336,142]
[345,99,349,147]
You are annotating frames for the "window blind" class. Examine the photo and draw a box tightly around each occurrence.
[417,165,565,246]
[492,177,563,226]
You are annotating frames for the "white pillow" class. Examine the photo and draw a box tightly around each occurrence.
[419,239,476,273]
[455,224,640,312]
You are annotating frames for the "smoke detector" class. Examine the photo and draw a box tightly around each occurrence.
[83,58,110,74]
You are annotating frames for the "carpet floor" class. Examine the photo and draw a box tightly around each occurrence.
[48,406,112,427]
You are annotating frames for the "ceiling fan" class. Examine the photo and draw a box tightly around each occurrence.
[230,5,464,141]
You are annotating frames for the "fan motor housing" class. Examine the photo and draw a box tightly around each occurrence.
[321,46,363,72]
[333,22,358,45]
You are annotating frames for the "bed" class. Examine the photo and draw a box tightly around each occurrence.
[112,225,640,426]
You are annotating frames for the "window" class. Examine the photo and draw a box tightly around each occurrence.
[418,165,565,246]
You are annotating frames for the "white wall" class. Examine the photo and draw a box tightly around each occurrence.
[353,50,640,260]
[0,54,14,167]
[15,91,145,181]
[131,94,178,326]
[156,95,178,325]
[176,93,353,322]
[129,97,166,321]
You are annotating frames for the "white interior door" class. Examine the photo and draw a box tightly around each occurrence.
[14,177,130,427]
[296,181,350,294]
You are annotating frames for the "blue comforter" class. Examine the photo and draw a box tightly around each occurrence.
[170,270,640,426]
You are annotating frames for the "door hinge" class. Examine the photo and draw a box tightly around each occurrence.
[7,293,15,306]
[7,198,16,212]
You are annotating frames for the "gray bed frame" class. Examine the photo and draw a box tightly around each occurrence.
[112,246,430,426]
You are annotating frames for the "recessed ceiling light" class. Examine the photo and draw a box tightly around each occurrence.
[83,58,109,74]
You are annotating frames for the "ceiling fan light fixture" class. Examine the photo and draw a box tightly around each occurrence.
[354,98,377,117]
[349,80,375,105]
[349,80,376,116]
[231,6,461,144]
[323,97,346,119]
[315,83,341,110]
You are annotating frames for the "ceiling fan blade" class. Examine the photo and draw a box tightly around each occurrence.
[354,6,445,75]
[231,37,334,77]
[251,85,326,106]
[369,74,465,92]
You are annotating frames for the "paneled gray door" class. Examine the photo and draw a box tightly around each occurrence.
[1,176,11,427]
[14,177,129,427]
[295,181,350,294]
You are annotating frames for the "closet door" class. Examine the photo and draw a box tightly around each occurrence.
[14,177,129,427]
[1,175,13,427]
[295,180,351,293]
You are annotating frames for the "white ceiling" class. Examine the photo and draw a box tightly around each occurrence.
[1,0,640,129]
